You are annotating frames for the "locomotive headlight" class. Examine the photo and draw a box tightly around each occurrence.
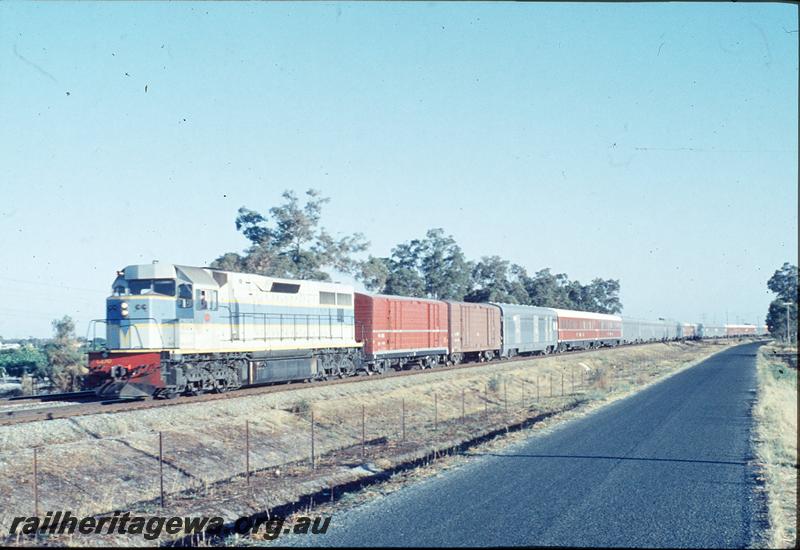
[121,302,129,316]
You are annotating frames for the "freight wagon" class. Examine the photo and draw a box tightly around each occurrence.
[725,324,757,337]
[354,293,448,371]
[445,301,502,363]
[679,323,698,339]
[493,303,558,357]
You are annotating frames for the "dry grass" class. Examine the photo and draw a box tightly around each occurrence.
[0,340,737,546]
[753,344,798,549]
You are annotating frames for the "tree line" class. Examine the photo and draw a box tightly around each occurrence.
[211,189,623,313]
[765,262,798,343]
[0,316,86,395]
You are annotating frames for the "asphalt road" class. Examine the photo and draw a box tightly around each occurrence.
[287,342,765,548]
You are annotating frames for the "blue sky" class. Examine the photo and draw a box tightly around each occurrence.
[0,2,797,338]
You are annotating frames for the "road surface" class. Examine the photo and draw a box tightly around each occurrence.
[290,342,764,547]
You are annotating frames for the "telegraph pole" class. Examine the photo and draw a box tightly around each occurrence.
[782,302,793,344]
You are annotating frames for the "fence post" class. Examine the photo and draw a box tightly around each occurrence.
[245,420,251,484]
[504,380,508,412]
[561,372,564,396]
[33,447,39,518]
[401,398,406,443]
[434,393,438,431]
[484,383,488,418]
[537,377,540,401]
[310,411,316,470]
[550,373,554,397]
[521,379,525,409]
[361,404,366,459]
[461,389,465,423]
[158,432,165,508]
[571,368,575,394]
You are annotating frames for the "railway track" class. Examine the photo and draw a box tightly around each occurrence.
[0,340,740,428]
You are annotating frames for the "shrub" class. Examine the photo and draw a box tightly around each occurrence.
[487,374,501,394]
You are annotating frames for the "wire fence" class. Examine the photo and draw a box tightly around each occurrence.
[11,365,603,522]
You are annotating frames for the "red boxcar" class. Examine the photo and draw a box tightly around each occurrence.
[445,301,502,362]
[725,324,756,337]
[552,309,623,350]
[354,293,448,370]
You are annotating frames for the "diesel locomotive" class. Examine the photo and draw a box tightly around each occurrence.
[87,262,362,398]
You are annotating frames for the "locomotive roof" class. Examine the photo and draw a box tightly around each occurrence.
[122,263,351,291]
[123,263,219,287]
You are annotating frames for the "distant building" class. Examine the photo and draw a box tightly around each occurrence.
[0,342,21,351]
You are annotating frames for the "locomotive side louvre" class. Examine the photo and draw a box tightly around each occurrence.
[493,303,558,357]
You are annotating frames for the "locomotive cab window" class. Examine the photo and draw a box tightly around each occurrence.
[336,293,352,306]
[127,279,176,296]
[195,289,218,311]
[320,291,336,305]
[178,284,193,308]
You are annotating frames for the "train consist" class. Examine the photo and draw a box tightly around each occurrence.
[86,262,762,398]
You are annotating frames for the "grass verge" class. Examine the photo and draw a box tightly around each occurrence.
[752,343,797,549]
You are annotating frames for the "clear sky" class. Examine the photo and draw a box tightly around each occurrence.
[0,2,797,338]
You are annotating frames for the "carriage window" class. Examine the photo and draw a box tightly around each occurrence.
[336,293,352,306]
[319,291,336,305]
